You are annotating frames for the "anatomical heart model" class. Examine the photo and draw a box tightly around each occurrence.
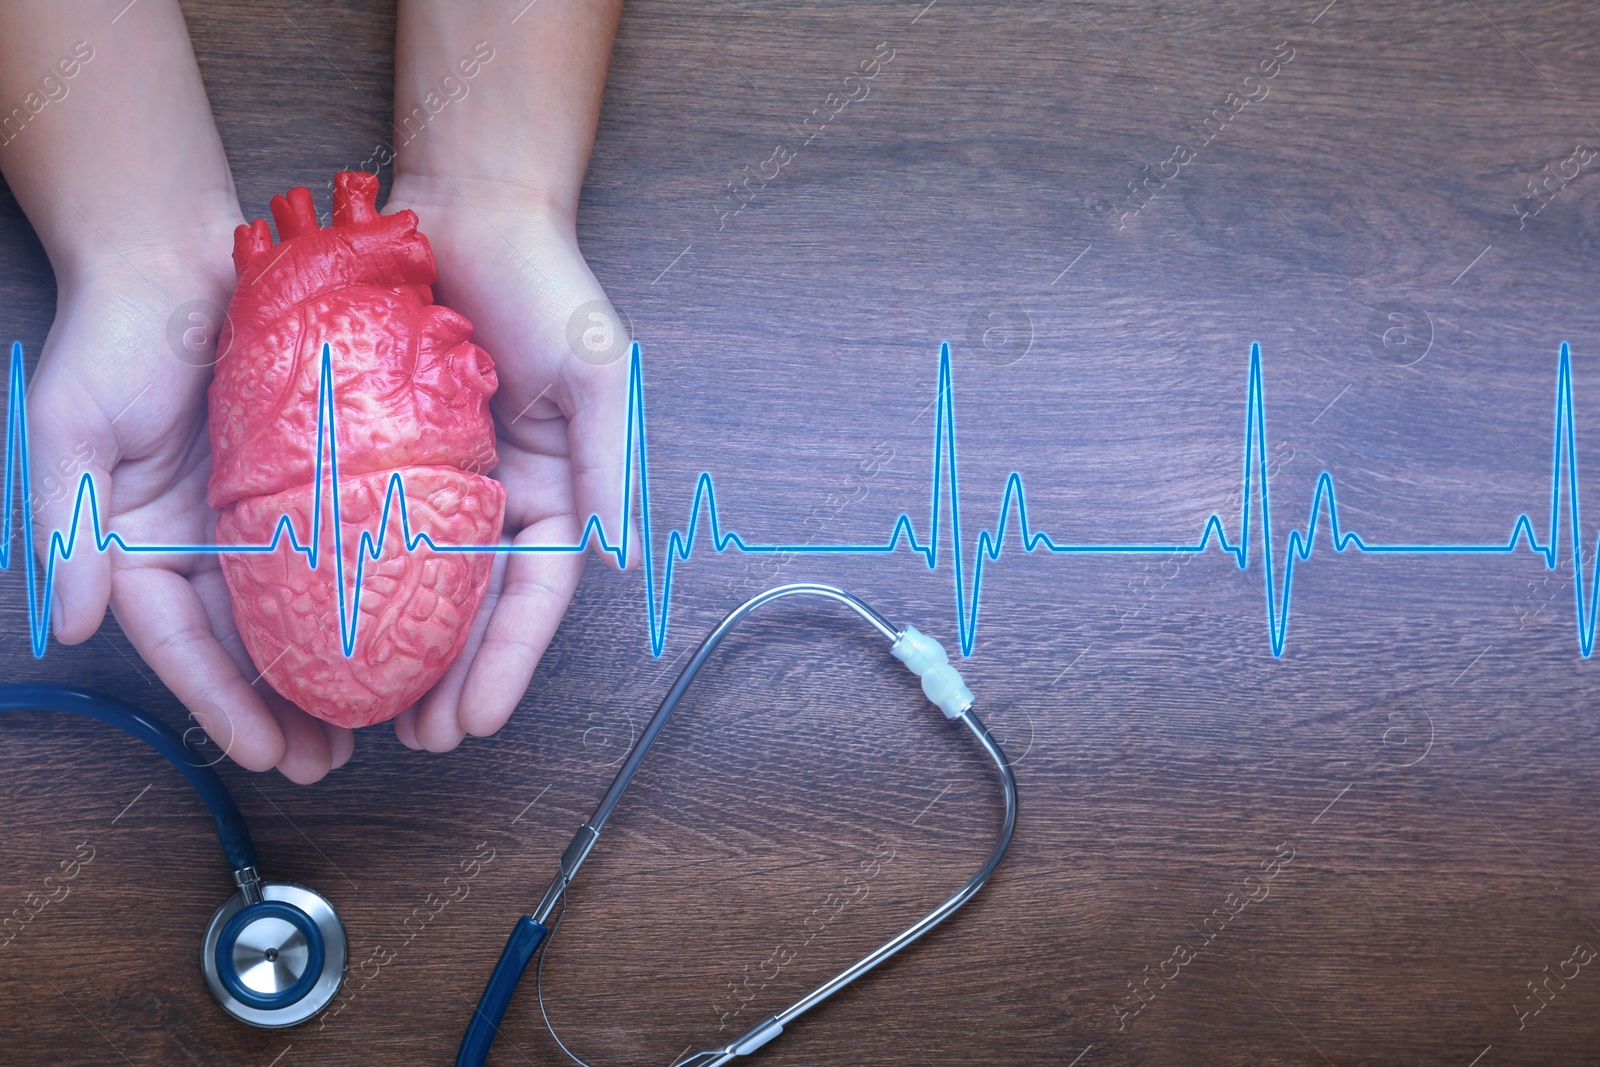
[208,171,505,728]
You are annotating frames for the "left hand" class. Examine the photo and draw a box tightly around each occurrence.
[382,177,637,752]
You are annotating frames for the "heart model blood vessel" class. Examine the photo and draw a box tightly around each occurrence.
[208,172,505,728]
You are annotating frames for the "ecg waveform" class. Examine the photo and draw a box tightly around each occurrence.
[3,338,1599,661]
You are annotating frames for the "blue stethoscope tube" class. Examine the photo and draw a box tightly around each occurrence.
[455,915,550,1066]
[0,684,258,874]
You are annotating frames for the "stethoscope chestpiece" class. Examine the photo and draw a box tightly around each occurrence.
[201,881,347,1028]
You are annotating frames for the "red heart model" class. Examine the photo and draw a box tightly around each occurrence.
[208,171,506,729]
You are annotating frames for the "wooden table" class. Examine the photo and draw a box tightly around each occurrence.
[3,2,1598,1063]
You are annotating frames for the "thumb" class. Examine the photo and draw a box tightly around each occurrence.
[25,365,116,645]
[559,347,639,572]
[551,271,639,571]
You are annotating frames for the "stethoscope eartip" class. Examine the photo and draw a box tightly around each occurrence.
[202,882,347,1029]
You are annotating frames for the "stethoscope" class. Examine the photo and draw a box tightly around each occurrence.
[456,582,1019,1067]
[1,582,1017,1058]
[0,684,348,1029]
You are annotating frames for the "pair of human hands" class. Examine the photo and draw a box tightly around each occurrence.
[31,178,634,783]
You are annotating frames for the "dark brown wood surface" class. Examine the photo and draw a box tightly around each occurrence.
[4,1,1600,1064]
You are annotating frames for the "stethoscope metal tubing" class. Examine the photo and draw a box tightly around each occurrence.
[470,582,1017,1067]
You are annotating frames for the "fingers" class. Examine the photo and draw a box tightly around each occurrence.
[413,687,467,753]
[261,688,354,783]
[392,706,423,750]
[110,565,286,773]
[559,354,640,571]
[456,514,584,739]
[328,720,355,770]
[263,691,337,785]
[25,375,116,644]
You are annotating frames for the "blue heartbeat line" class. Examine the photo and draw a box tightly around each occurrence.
[3,338,1598,663]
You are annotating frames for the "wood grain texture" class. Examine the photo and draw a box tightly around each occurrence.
[3,1,1599,1064]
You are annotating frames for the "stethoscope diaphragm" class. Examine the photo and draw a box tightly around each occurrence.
[202,880,347,1028]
